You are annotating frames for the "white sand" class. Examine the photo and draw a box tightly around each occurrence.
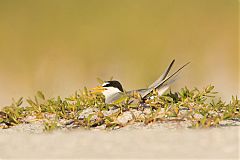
[0,126,239,159]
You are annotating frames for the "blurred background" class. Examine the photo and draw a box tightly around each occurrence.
[0,0,238,106]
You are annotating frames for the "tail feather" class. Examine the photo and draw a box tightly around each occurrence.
[148,59,175,89]
[141,61,190,98]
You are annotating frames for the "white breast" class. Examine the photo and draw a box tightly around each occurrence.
[102,87,122,103]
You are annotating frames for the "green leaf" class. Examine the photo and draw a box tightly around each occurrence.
[113,95,128,105]
[16,97,23,107]
[37,91,45,100]
[26,99,37,107]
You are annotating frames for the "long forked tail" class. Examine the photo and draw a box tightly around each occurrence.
[148,59,175,89]
[126,60,175,96]
[141,61,190,98]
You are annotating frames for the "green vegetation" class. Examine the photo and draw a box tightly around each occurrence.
[0,85,239,131]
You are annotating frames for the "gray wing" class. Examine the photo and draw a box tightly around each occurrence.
[126,89,148,96]
[141,62,190,98]
[105,92,125,104]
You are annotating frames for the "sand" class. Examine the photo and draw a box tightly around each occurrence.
[0,124,239,159]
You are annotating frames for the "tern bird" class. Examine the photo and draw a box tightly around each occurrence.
[92,60,190,104]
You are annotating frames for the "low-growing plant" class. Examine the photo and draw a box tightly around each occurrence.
[0,85,239,131]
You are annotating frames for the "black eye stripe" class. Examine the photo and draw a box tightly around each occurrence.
[102,81,124,92]
[103,84,110,87]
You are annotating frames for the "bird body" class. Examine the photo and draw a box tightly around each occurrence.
[92,60,189,104]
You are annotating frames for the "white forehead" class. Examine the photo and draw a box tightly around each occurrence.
[102,82,109,86]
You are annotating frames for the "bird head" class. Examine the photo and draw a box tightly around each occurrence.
[91,80,124,99]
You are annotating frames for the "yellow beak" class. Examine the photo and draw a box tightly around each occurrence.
[91,86,106,94]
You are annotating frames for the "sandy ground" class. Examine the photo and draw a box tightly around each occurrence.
[0,124,239,160]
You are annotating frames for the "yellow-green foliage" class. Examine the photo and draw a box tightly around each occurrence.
[0,85,239,131]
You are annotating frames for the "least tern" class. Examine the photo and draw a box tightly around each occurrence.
[92,60,189,104]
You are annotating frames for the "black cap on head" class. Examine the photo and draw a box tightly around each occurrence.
[102,80,124,92]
